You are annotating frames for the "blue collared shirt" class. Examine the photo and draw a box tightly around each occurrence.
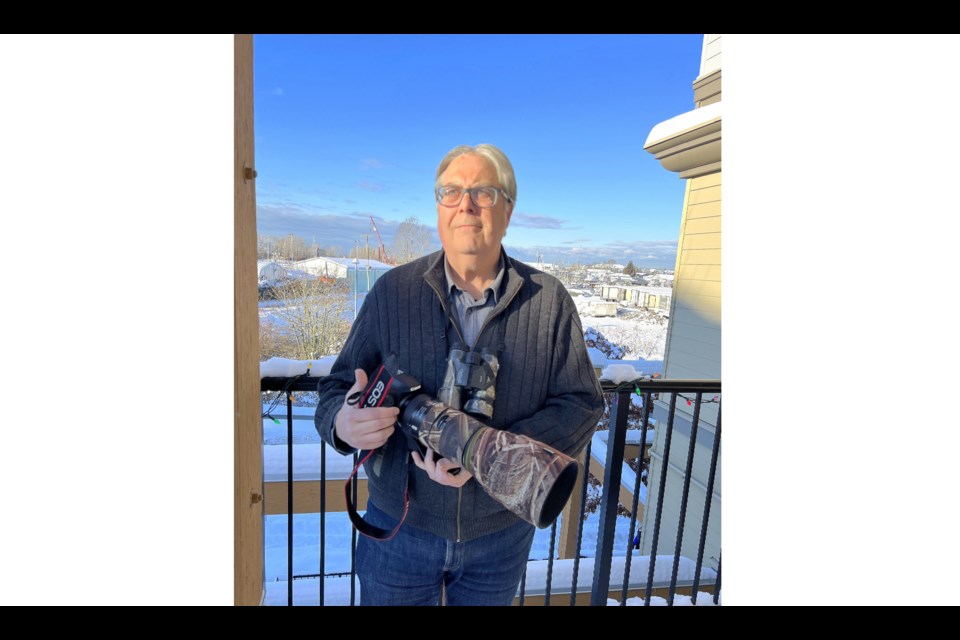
[443,254,505,349]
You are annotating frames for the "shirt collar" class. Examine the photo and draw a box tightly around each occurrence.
[444,253,505,304]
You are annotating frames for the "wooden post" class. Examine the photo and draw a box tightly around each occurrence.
[557,449,587,559]
[234,34,263,607]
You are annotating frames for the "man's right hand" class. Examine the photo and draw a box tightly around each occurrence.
[334,368,400,451]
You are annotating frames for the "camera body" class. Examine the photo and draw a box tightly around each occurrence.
[356,354,580,529]
[357,358,428,457]
[359,357,474,467]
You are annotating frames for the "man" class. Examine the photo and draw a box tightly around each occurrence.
[315,143,603,606]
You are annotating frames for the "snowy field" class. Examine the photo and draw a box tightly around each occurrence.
[574,301,668,362]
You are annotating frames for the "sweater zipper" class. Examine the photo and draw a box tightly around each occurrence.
[427,280,467,346]
[473,280,523,347]
[426,277,524,350]
[426,275,524,544]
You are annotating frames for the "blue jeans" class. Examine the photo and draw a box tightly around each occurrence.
[356,500,536,606]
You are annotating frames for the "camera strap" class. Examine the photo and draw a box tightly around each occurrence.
[344,449,410,541]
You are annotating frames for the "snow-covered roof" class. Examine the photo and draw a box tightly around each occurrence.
[645,101,722,148]
[522,261,554,270]
[296,256,394,270]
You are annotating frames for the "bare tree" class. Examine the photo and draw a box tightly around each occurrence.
[259,276,353,361]
[390,216,432,264]
[257,233,315,261]
[258,233,283,260]
[283,235,309,260]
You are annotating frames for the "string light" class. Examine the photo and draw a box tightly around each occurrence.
[678,394,721,406]
[605,374,720,408]
[262,372,310,425]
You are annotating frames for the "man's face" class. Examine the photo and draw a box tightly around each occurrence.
[437,154,513,263]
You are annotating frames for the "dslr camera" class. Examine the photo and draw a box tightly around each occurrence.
[357,354,579,529]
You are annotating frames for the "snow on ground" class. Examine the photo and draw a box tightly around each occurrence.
[523,553,716,597]
[589,431,649,507]
[261,405,323,445]
[608,592,719,606]
[259,292,367,328]
[576,301,667,362]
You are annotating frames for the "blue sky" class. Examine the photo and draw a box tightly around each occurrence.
[254,34,703,268]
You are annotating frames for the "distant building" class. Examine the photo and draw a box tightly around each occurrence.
[600,285,626,302]
[646,273,675,288]
[257,261,287,283]
[599,285,671,311]
[634,286,672,312]
[522,261,554,272]
[295,256,393,293]
[585,300,618,317]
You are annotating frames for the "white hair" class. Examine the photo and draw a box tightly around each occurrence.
[434,143,517,204]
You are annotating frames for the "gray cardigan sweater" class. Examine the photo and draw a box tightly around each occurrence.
[315,249,603,541]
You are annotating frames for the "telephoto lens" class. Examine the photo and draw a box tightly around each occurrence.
[359,355,580,529]
[400,394,579,528]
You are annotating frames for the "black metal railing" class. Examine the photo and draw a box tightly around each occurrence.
[260,376,721,606]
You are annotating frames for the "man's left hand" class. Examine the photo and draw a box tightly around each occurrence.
[411,449,473,488]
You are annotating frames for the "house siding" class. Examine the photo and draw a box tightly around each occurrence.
[700,34,722,77]
[639,413,721,573]
[660,171,721,426]
[639,33,722,579]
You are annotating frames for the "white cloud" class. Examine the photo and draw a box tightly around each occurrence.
[353,181,384,193]
[359,158,390,170]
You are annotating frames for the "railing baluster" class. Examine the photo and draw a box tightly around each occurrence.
[350,451,358,607]
[692,401,720,605]
[258,376,720,607]
[645,392,678,606]
[518,568,527,607]
[545,520,557,606]
[570,437,592,606]
[713,554,721,604]
[319,440,326,607]
[621,391,653,606]
[590,389,631,606]
[287,391,294,606]
[669,392,702,605]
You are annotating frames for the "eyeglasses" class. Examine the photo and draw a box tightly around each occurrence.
[436,185,512,208]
